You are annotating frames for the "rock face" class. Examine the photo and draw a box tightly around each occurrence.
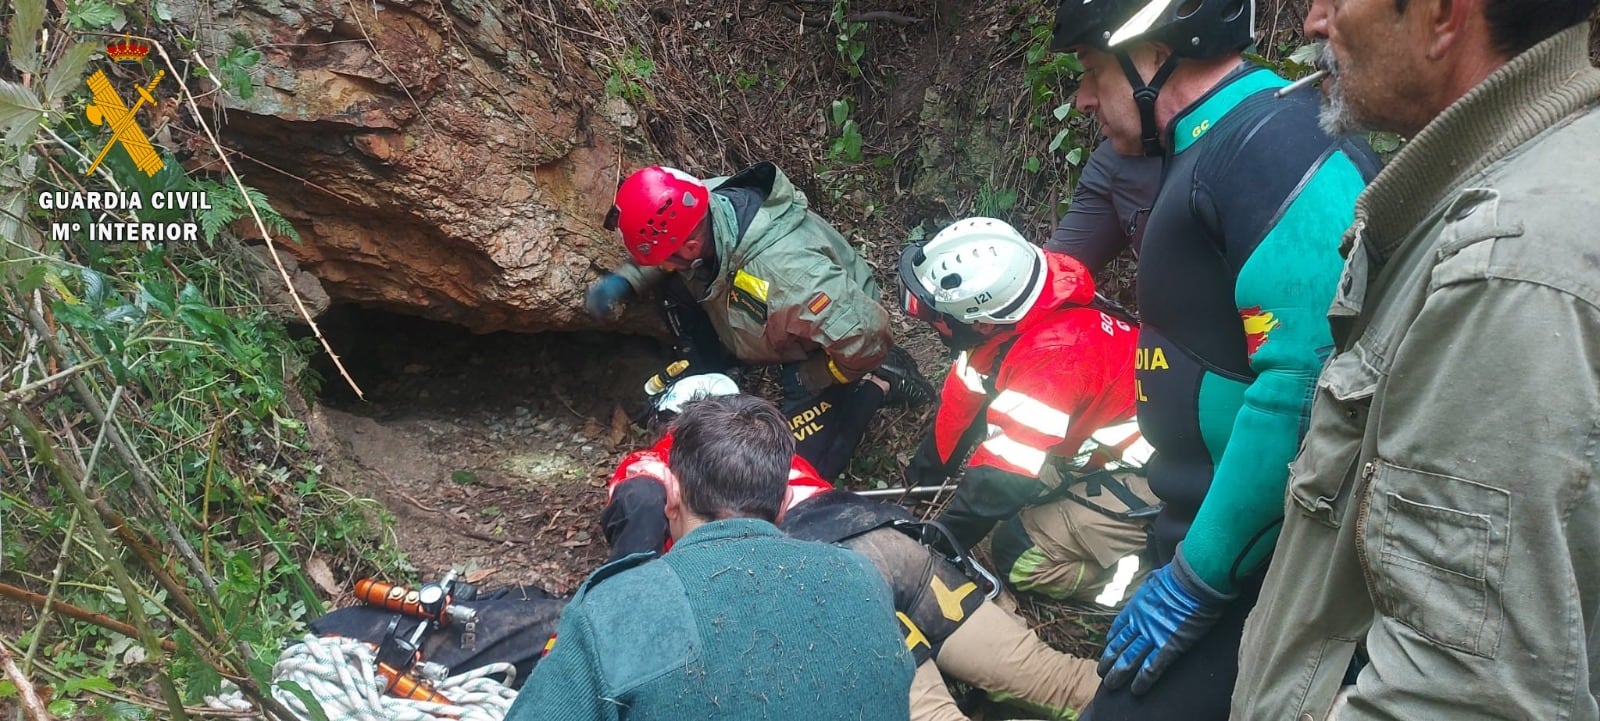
[168,0,654,332]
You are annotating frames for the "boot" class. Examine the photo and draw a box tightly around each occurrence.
[876,345,936,408]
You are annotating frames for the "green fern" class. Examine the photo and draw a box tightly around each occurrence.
[194,179,300,245]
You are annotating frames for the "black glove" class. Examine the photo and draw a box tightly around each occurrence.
[779,362,810,402]
[903,433,954,488]
[584,274,633,321]
[935,465,1048,552]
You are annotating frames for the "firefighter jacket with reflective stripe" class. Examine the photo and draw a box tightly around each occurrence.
[612,162,892,392]
[607,432,834,553]
[924,252,1145,551]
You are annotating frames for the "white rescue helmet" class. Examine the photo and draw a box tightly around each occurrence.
[900,217,1047,326]
[655,372,741,415]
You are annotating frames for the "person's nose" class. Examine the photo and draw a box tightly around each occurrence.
[1304,0,1332,40]
[1075,81,1098,115]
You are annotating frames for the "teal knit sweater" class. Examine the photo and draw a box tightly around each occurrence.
[505,518,914,720]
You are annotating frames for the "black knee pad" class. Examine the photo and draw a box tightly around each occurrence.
[988,515,1034,580]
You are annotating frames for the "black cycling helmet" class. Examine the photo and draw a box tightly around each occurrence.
[1052,0,1254,56]
[1050,0,1132,52]
[1108,0,1255,58]
[1051,0,1255,156]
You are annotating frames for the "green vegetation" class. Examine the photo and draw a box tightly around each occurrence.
[831,1,868,79]
[606,44,656,103]
[828,99,864,163]
[0,1,399,717]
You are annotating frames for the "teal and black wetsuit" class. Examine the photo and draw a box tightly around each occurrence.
[1079,63,1378,721]
[1134,65,1378,591]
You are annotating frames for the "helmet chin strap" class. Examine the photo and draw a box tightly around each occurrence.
[1116,51,1180,157]
[937,322,991,353]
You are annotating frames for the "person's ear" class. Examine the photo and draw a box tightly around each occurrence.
[662,473,683,522]
[1423,0,1478,61]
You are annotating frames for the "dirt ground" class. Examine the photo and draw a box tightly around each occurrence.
[304,306,668,596]
[299,305,1105,662]
[301,306,945,591]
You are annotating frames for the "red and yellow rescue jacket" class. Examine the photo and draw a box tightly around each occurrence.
[914,252,1148,550]
[608,433,834,552]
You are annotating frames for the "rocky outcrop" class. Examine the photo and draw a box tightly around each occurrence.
[168,0,655,332]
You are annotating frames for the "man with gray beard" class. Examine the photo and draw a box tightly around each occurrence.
[1230,0,1600,719]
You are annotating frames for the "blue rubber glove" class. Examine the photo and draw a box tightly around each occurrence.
[1097,549,1234,695]
[583,274,633,321]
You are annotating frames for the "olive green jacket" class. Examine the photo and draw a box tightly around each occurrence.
[615,163,891,391]
[1232,25,1600,721]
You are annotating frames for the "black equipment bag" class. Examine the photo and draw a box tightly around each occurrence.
[308,585,567,689]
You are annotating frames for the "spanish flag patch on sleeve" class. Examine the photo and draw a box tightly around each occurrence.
[807,292,831,315]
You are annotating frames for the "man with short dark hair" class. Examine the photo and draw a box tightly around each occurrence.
[1230,1,1600,719]
[596,377,1099,721]
[506,394,914,721]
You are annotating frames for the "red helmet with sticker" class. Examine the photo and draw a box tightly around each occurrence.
[604,166,711,266]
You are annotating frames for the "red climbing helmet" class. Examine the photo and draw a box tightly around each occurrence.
[604,166,711,266]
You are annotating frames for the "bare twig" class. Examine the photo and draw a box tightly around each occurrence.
[461,528,516,545]
[0,582,178,653]
[0,638,51,721]
[399,491,442,513]
[21,509,76,674]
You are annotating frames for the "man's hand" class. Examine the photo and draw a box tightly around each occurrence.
[584,274,633,321]
[1097,550,1234,695]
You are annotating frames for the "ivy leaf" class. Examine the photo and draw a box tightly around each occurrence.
[1369,131,1403,154]
[8,0,45,74]
[45,42,101,104]
[1048,128,1071,153]
[0,80,45,146]
[67,0,122,31]
[60,677,116,694]
[1289,43,1321,67]
[1052,102,1073,122]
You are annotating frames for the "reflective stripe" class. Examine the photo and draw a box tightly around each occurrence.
[990,390,1072,438]
[1108,0,1178,47]
[1121,437,1156,466]
[1094,554,1142,607]
[1090,420,1156,468]
[1091,421,1141,446]
[952,351,986,394]
[980,427,1049,474]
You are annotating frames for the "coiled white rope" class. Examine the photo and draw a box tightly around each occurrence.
[205,634,519,721]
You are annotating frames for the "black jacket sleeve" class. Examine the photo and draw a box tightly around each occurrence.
[1043,141,1162,272]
